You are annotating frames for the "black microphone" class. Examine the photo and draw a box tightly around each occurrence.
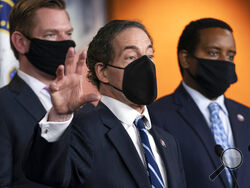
[210,145,225,181]
[248,145,250,152]
[215,144,223,157]
[213,145,240,188]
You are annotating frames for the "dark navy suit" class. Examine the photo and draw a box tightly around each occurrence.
[0,75,49,188]
[0,75,94,188]
[24,102,186,188]
[148,84,250,188]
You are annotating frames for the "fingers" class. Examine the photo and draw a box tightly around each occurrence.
[64,47,76,75]
[56,65,65,81]
[50,65,64,92]
[61,94,100,114]
[76,50,87,75]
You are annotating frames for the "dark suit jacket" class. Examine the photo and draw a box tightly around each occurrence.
[148,83,250,188]
[0,75,94,188]
[24,102,186,188]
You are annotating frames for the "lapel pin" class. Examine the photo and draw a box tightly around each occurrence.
[237,114,245,122]
[160,138,167,148]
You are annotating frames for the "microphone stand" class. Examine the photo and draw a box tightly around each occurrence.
[227,168,239,188]
[214,145,240,188]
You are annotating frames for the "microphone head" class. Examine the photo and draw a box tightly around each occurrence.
[214,144,224,157]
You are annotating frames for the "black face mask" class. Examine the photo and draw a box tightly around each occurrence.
[106,55,157,105]
[187,56,237,98]
[25,37,76,76]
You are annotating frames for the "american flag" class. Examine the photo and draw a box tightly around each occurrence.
[0,0,19,88]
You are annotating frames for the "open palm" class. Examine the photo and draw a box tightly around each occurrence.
[49,48,99,116]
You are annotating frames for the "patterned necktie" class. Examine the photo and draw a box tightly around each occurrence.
[43,86,50,92]
[40,86,52,111]
[208,102,233,187]
[134,117,165,188]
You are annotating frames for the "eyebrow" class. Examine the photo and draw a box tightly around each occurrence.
[67,28,74,32]
[122,44,153,52]
[42,27,74,33]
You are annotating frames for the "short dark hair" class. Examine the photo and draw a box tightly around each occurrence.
[177,18,233,74]
[86,20,153,88]
[9,0,66,59]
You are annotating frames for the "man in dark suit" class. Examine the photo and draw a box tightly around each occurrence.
[24,20,186,188]
[0,0,96,187]
[149,18,250,188]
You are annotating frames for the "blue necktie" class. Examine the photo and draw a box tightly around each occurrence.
[208,102,233,187]
[134,117,165,188]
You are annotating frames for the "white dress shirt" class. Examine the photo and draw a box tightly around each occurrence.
[17,70,52,111]
[182,81,235,147]
[39,95,167,187]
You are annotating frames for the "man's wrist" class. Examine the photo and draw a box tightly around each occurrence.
[48,107,73,122]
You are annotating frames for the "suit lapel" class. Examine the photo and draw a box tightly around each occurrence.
[174,84,230,187]
[225,99,249,183]
[10,75,46,121]
[150,126,176,188]
[97,103,151,188]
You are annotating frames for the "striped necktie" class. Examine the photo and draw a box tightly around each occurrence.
[208,102,233,187]
[134,117,165,188]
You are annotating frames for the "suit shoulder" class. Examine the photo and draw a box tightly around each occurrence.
[74,108,100,125]
[148,94,175,114]
[226,98,250,112]
[0,85,14,105]
[156,94,174,104]
[0,85,10,97]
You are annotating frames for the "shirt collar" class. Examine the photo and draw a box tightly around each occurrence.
[17,70,47,95]
[182,81,228,115]
[101,95,152,130]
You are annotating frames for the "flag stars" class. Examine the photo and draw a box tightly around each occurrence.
[1,20,7,27]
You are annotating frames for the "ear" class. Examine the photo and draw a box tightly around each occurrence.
[95,62,109,83]
[11,31,30,55]
[178,49,190,69]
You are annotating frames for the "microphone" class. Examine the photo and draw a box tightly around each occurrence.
[213,145,240,188]
[209,145,225,181]
[248,145,250,152]
[214,144,223,157]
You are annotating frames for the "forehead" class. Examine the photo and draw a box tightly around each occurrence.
[32,8,71,32]
[112,27,152,50]
[197,27,235,49]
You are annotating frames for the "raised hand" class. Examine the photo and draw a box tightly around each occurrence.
[48,47,100,121]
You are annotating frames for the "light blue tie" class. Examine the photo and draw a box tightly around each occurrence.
[134,117,165,188]
[208,102,233,187]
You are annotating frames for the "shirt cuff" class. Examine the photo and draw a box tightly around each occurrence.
[39,112,73,142]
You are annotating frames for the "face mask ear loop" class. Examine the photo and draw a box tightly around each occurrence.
[186,52,199,60]
[106,64,125,70]
[186,68,198,81]
[100,81,123,92]
[183,52,199,80]
[101,64,125,91]
[21,33,32,41]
